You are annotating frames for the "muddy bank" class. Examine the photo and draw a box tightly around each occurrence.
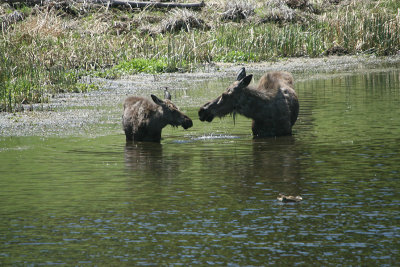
[1,55,400,137]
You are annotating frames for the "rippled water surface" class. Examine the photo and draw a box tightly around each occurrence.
[1,68,400,265]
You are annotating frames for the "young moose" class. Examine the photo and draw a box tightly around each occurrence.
[123,94,193,142]
[198,68,299,137]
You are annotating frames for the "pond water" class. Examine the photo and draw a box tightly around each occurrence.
[1,67,400,265]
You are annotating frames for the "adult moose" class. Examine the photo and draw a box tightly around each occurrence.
[123,94,193,142]
[198,68,299,137]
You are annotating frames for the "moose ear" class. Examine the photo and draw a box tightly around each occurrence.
[239,74,253,87]
[236,67,246,81]
[151,94,164,106]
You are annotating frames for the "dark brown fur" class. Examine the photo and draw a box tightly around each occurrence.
[198,69,299,137]
[123,94,192,142]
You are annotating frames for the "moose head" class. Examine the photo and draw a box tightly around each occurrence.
[198,68,253,122]
[151,94,193,129]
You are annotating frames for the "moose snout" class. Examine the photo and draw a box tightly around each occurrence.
[182,116,193,129]
[198,106,214,122]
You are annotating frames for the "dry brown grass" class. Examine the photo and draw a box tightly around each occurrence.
[159,8,210,33]
[257,0,301,23]
[220,0,255,22]
[18,9,64,39]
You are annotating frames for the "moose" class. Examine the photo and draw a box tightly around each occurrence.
[198,68,299,137]
[122,94,193,142]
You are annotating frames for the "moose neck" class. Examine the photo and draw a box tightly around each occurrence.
[234,86,272,121]
[154,107,169,128]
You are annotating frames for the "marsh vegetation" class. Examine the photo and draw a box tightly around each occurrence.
[1,0,399,111]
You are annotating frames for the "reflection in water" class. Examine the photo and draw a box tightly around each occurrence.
[251,137,301,195]
[0,69,400,265]
[124,141,163,172]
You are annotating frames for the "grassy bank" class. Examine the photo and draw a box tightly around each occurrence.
[1,0,399,111]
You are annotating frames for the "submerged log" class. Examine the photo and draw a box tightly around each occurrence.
[97,1,205,10]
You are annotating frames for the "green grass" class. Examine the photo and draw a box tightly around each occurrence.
[1,0,399,112]
[215,50,258,63]
[95,57,181,78]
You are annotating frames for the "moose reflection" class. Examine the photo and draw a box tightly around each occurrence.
[124,142,163,172]
[199,68,299,137]
[123,94,193,142]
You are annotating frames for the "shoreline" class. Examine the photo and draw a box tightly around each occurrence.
[1,55,400,138]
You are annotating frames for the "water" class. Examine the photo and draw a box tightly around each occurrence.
[1,68,400,265]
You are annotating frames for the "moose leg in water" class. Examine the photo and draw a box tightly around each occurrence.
[122,94,193,142]
[198,68,299,138]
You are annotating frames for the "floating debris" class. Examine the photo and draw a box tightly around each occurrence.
[277,194,302,202]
